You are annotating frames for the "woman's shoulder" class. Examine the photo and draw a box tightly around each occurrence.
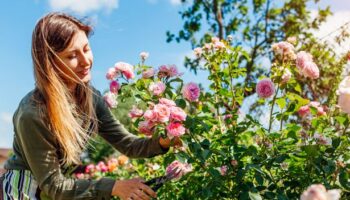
[15,89,45,122]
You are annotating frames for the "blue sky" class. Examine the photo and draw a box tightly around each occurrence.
[1,0,350,148]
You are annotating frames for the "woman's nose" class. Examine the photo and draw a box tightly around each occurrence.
[79,53,90,67]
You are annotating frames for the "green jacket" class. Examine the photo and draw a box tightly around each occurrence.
[4,87,168,200]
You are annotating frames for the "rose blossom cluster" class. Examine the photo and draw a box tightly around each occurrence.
[300,184,341,200]
[157,64,183,78]
[166,160,193,180]
[75,155,129,179]
[337,76,350,114]
[104,62,135,108]
[298,101,326,118]
[271,41,296,60]
[129,98,187,138]
[193,36,227,58]
[296,51,319,79]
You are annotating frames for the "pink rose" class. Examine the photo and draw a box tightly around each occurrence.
[296,51,313,70]
[214,41,225,49]
[153,104,171,123]
[142,68,155,79]
[106,67,117,80]
[140,51,149,61]
[149,82,166,96]
[203,43,212,51]
[298,105,310,118]
[194,47,202,57]
[85,164,95,174]
[170,106,187,121]
[114,62,134,79]
[256,79,275,98]
[220,165,228,176]
[300,184,341,200]
[144,109,157,122]
[109,80,120,94]
[301,62,319,79]
[103,92,117,108]
[182,82,200,102]
[231,160,238,167]
[281,68,292,83]
[296,51,319,79]
[166,160,192,180]
[159,98,176,107]
[96,161,108,173]
[138,120,155,136]
[166,122,186,138]
[211,37,220,43]
[158,65,182,78]
[271,41,294,57]
[128,105,143,118]
[75,173,85,179]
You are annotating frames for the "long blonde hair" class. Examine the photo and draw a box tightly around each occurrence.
[31,12,97,166]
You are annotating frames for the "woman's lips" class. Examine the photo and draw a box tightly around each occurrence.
[79,68,90,76]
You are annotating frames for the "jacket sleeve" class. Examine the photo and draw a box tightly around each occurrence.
[15,109,115,200]
[94,90,169,158]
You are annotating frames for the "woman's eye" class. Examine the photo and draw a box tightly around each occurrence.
[67,54,77,59]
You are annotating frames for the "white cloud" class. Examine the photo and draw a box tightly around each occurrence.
[0,112,12,124]
[312,10,350,55]
[169,0,182,6]
[0,112,13,148]
[145,0,183,6]
[49,0,119,14]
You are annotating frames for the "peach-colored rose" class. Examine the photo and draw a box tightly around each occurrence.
[153,104,171,123]
[170,106,187,121]
[128,105,143,118]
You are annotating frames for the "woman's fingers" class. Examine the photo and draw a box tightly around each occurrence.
[135,189,150,200]
[139,183,157,198]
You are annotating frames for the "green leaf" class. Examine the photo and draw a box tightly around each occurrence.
[276,98,286,109]
[249,192,262,200]
[175,99,187,109]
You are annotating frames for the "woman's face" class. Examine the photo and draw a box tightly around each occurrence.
[56,30,93,88]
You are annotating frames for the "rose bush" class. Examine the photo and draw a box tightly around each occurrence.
[79,37,350,199]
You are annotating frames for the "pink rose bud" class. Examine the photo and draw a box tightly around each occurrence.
[220,165,228,176]
[109,80,120,94]
[140,51,149,61]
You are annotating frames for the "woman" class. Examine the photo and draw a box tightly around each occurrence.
[0,12,176,200]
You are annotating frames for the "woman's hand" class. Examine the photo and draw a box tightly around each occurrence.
[159,136,182,149]
[112,178,157,200]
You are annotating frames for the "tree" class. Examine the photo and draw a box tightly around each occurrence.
[167,0,349,108]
